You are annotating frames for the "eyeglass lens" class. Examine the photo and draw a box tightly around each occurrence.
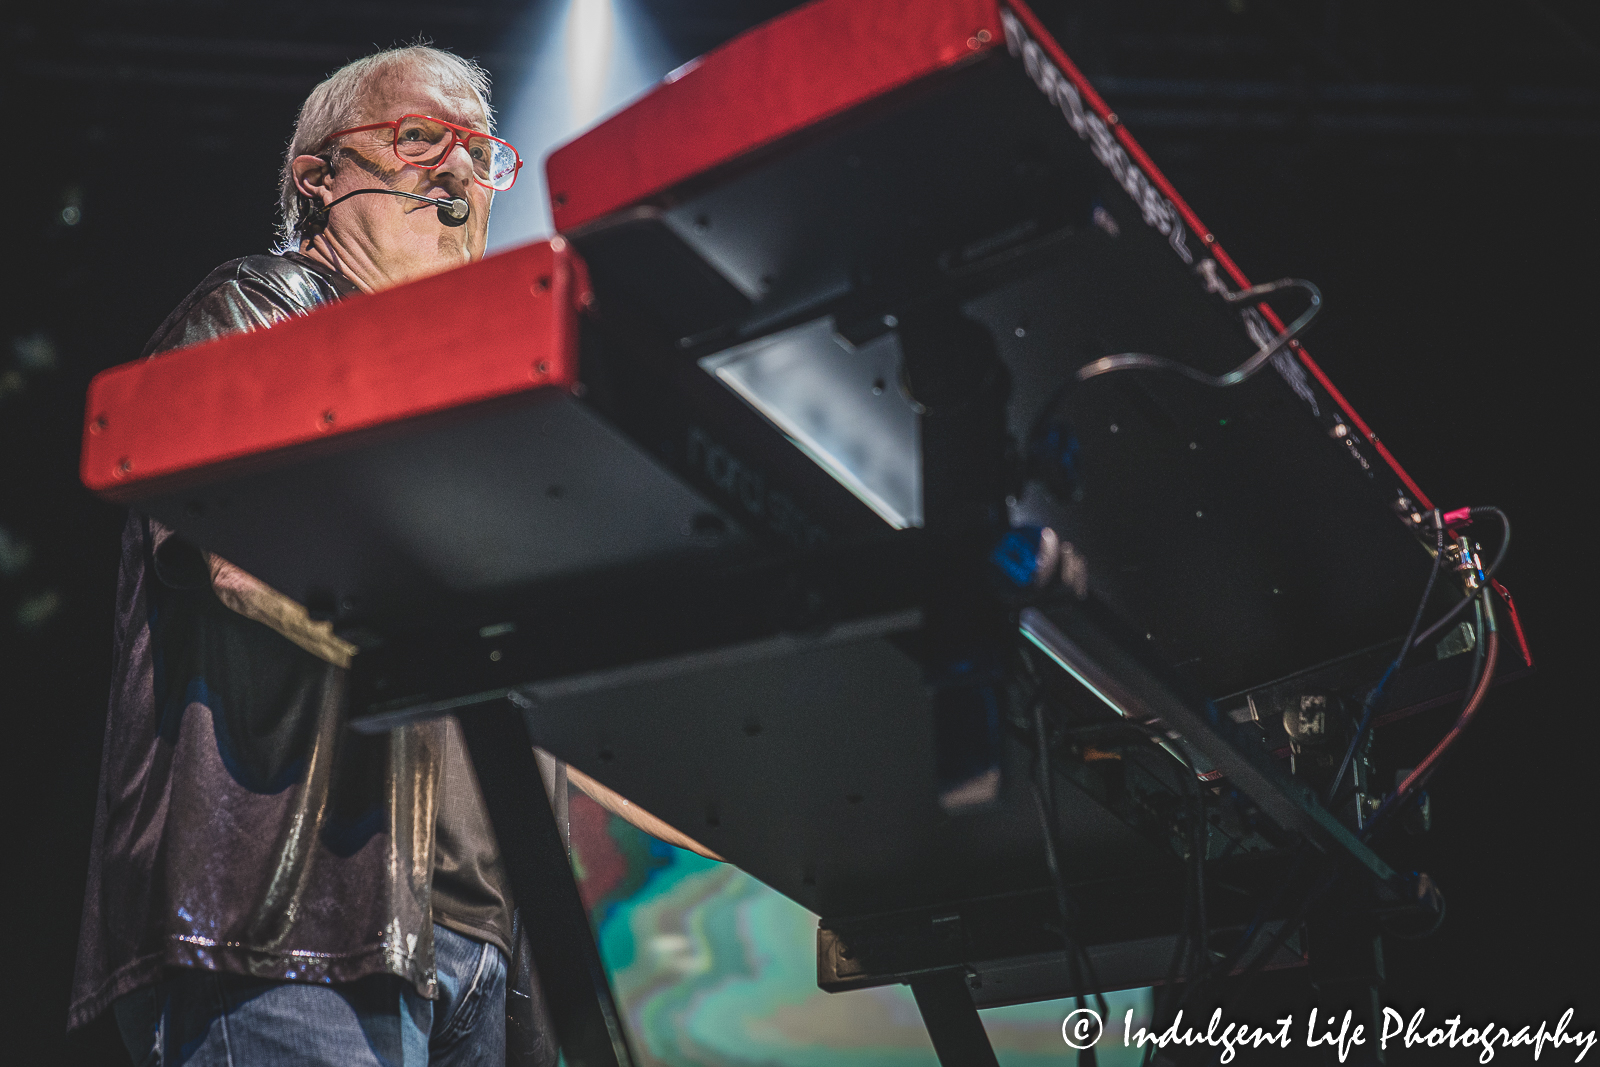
[394,117,519,190]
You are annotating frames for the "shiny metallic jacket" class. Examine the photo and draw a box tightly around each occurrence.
[71,254,463,1029]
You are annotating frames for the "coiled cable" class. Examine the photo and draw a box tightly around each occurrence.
[1076,278,1322,388]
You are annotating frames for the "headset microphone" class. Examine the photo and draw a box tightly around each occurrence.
[310,188,470,227]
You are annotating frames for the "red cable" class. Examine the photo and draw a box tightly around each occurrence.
[1392,626,1499,806]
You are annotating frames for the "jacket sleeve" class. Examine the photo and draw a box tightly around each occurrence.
[146,275,299,357]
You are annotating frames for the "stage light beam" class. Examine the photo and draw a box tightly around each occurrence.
[488,0,675,250]
[565,0,615,128]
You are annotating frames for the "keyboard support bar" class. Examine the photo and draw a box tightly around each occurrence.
[459,702,636,1067]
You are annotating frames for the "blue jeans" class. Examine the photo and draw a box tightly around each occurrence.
[113,924,506,1066]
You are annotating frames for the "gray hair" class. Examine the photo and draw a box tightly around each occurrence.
[276,44,494,249]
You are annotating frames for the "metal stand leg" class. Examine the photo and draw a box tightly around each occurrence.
[897,306,1013,812]
[910,970,1001,1067]
[1308,913,1386,1066]
[459,701,635,1067]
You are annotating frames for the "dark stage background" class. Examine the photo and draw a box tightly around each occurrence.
[6,1,1597,1061]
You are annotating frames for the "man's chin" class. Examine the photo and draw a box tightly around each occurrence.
[433,227,479,268]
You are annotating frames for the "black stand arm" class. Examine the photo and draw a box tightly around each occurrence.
[897,305,1015,811]
[459,702,635,1067]
[910,970,1002,1067]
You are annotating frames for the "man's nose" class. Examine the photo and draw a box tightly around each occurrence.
[431,137,476,186]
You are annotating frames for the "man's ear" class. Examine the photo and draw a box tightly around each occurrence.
[291,154,336,205]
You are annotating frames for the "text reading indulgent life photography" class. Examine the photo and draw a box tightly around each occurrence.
[1054,1006,1597,1063]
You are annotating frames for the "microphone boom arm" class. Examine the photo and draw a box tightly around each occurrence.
[309,187,470,227]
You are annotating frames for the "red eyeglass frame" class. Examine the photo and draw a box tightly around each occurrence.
[323,114,524,191]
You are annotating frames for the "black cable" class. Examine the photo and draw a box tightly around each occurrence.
[1273,597,1496,968]
[1022,278,1321,486]
[1152,509,1506,1023]
[307,186,470,227]
[1031,781,1109,1067]
[1030,703,1110,1067]
[1146,913,1193,1067]
[1017,649,1211,1049]
[1030,782,1083,992]
[1458,594,1489,729]
[1242,594,1498,984]
[1076,278,1322,389]
[1257,589,1499,981]
[1131,728,1210,1066]
[1030,703,1110,1018]
[1371,592,1489,837]
[1326,508,1445,806]
[1191,774,1209,968]
[1154,761,1216,1055]
[1250,546,1491,980]
[1411,506,1510,651]
[1370,588,1500,833]
[1397,591,1490,801]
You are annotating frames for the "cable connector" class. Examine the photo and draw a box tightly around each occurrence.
[1448,535,1485,591]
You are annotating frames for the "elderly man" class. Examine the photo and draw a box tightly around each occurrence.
[70,45,551,1066]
